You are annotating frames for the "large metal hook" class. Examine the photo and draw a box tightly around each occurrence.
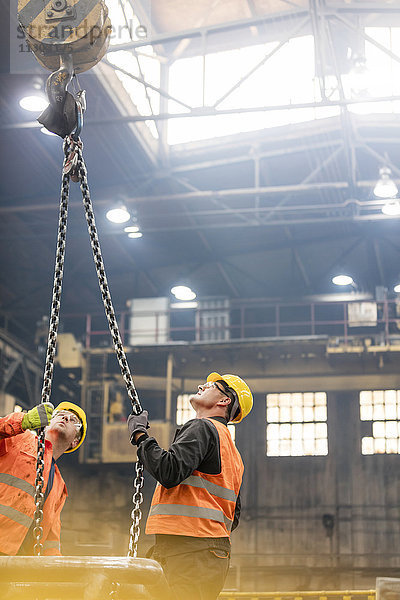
[38,55,85,139]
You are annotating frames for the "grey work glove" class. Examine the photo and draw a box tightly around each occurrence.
[127,410,150,445]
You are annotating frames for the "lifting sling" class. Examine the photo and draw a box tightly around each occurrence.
[17,0,145,562]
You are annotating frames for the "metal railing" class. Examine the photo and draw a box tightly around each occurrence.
[58,297,400,349]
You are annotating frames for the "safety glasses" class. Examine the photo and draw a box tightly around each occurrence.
[52,410,82,430]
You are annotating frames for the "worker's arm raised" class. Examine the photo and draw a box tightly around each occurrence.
[136,418,220,489]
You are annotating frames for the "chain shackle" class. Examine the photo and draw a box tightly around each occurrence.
[34,139,71,555]
[73,137,144,557]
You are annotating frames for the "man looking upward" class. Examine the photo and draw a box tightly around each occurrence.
[128,371,253,600]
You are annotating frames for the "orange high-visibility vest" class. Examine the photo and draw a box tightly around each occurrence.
[0,413,67,555]
[146,418,244,538]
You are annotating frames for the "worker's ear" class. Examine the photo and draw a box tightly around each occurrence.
[69,437,80,451]
[216,397,231,407]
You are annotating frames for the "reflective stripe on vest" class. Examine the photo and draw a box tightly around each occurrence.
[180,474,237,503]
[149,503,233,531]
[0,473,35,497]
[0,503,33,528]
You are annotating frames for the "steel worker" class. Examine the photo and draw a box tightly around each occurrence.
[0,401,87,556]
[127,372,253,600]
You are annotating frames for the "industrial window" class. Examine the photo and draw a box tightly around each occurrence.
[176,394,236,442]
[360,390,400,454]
[266,392,328,456]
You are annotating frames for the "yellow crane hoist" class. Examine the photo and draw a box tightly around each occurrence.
[18,0,111,137]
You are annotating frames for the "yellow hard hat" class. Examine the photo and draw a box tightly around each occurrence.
[54,402,87,453]
[207,372,253,423]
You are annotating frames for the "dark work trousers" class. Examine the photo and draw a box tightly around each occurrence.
[154,547,230,600]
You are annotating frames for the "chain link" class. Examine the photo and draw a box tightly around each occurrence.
[73,137,144,558]
[33,139,70,555]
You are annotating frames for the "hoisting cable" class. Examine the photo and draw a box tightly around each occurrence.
[67,133,145,557]
[33,140,71,556]
[33,133,146,559]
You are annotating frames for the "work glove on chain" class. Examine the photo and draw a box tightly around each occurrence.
[21,402,54,430]
[127,410,150,445]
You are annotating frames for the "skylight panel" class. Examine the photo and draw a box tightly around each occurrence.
[105,0,159,138]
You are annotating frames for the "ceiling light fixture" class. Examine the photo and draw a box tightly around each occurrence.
[127,232,143,239]
[19,95,48,112]
[124,225,140,233]
[332,274,354,286]
[106,206,130,223]
[374,167,398,199]
[171,285,196,301]
[394,284,400,294]
[381,200,400,216]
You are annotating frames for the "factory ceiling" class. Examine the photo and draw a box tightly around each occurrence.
[1,0,400,344]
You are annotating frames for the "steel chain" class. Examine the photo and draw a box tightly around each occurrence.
[33,139,71,555]
[74,137,144,558]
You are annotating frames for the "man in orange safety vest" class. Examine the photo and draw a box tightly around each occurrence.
[128,372,253,600]
[0,401,87,556]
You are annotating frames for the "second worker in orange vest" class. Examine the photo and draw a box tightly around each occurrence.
[127,372,253,600]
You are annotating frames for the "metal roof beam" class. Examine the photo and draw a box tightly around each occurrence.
[6,93,400,130]
[108,8,309,52]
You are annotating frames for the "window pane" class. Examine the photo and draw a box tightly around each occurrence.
[386,421,398,438]
[267,423,280,440]
[316,422,327,439]
[373,421,385,438]
[267,440,280,456]
[374,438,386,453]
[385,403,397,420]
[291,439,304,456]
[291,406,303,422]
[362,437,374,455]
[303,393,314,406]
[267,394,279,407]
[280,393,292,406]
[280,406,291,422]
[303,407,314,422]
[280,439,291,456]
[373,404,385,420]
[386,438,398,454]
[373,390,384,403]
[304,438,315,455]
[265,391,327,456]
[315,406,327,421]
[385,390,397,404]
[291,423,303,440]
[360,404,373,421]
[267,407,279,422]
[315,392,327,406]
[360,390,372,405]
[315,438,328,455]
[304,423,315,439]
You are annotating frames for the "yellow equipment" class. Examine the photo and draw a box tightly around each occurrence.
[17,0,111,73]
[207,372,253,423]
[17,0,112,137]
[53,401,87,452]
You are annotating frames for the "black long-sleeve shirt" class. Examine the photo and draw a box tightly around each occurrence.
[137,416,241,555]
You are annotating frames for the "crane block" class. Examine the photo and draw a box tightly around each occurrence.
[17,0,111,73]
